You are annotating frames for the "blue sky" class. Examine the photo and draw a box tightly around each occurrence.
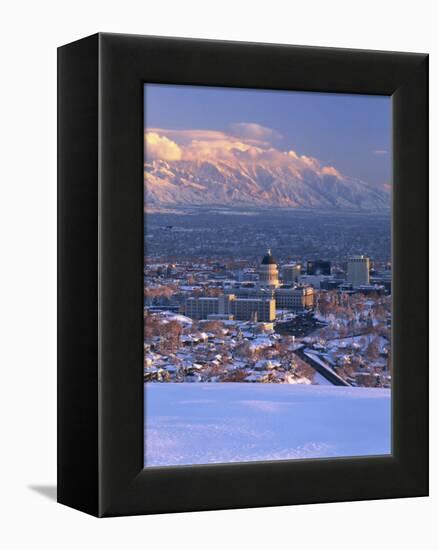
[144,84,391,186]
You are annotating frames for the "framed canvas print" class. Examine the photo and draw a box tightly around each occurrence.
[58,33,428,517]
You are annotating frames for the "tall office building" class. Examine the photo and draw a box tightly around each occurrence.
[281,263,301,283]
[347,255,370,287]
[307,260,331,276]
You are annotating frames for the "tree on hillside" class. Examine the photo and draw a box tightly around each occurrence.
[159,320,182,352]
[365,337,380,361]
[200,320,224,335]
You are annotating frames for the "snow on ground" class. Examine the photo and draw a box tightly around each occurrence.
[312,372,333,386]
[327,333,389,352]
[304,350,336,373]
[144,383,391,467]
[158,311,193,326]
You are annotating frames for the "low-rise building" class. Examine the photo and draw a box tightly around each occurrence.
[184,294,276,322]
[184,297,219,320]
[275,285,314,310]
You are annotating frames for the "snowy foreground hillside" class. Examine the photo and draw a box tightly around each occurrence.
[145,383,391,467]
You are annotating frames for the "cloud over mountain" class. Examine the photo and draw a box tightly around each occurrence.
[144,126,390,211]
[145,132,182,161]
[228,122,282,142]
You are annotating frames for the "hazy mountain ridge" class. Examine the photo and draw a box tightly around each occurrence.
[144,159,390,211]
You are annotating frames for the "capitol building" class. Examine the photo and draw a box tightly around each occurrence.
[184,249,314,322]
[225,249,314,312]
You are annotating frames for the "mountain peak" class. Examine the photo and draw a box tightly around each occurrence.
[144,158,390,211]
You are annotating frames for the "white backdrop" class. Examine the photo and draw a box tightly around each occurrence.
[0,1,436,547]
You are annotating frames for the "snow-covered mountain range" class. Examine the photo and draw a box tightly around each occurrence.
[144,158,390,211]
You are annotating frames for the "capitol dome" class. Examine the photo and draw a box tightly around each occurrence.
[261,249,277,265]
[259,249,279,287]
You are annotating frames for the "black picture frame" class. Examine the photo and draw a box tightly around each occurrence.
[58,33,428,517]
